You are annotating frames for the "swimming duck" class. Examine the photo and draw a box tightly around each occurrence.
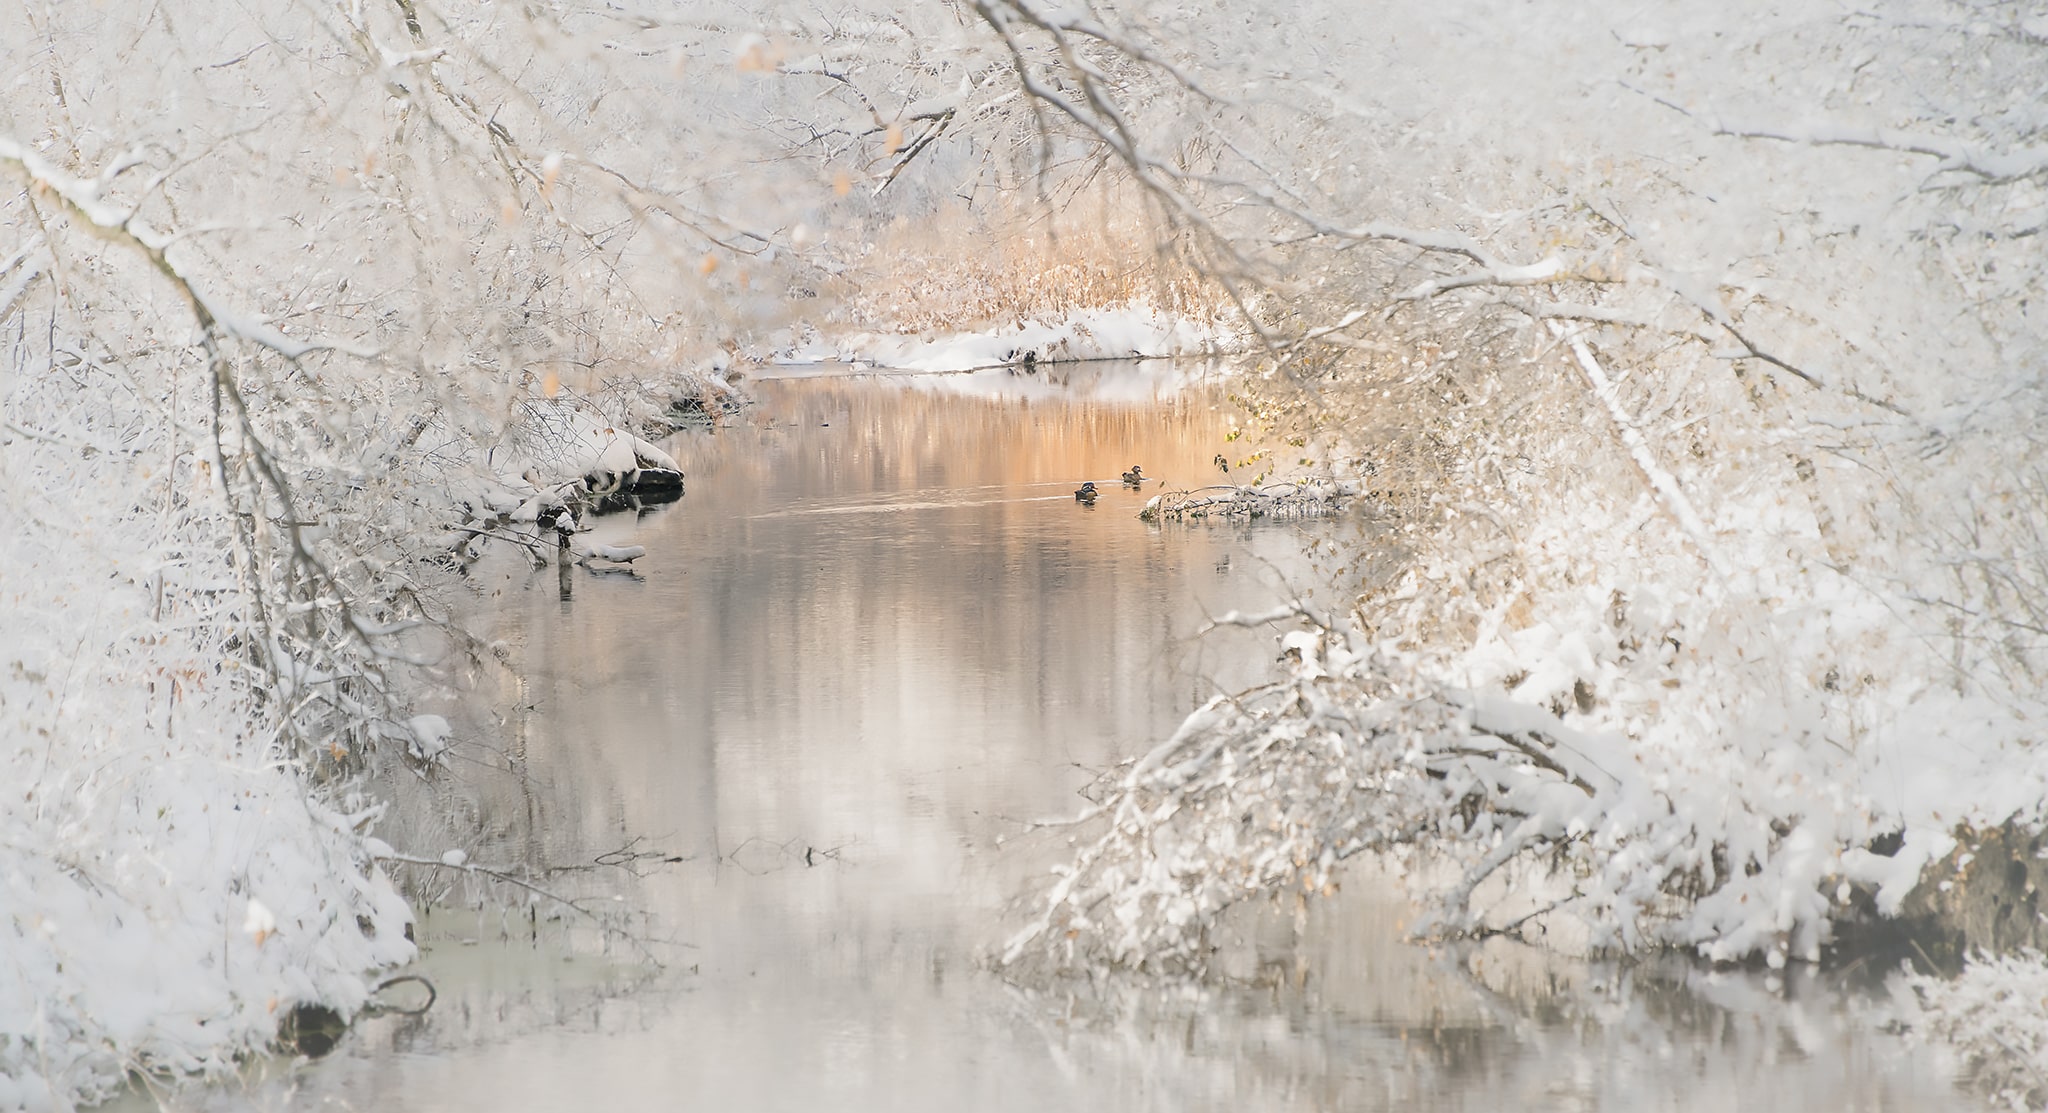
[1074,481,1098,505]
[1121,465,1144,488]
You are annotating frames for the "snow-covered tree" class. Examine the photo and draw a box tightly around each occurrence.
[980,0,2048,986]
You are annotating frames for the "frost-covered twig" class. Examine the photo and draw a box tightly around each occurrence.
[0,137,376,360]
[1622,79,2048,183]
[372,849,663,959]
[1717,114,2047,185]
[967,0,1284,344]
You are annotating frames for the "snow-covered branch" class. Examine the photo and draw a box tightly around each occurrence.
[0,136,376,360]
[1397,255,1569,301]
[1548,321,1726,576]
[1714,118,2048,185]
[1625,77,2048,184]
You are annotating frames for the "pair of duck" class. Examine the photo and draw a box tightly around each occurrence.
[1074,466,1144,505]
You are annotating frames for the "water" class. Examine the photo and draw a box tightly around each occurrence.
[132,362,1974,1111]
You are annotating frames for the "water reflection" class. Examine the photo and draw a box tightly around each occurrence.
[132,363,1974,1111]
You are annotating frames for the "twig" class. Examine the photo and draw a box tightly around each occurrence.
[363,974,437,1017]
[375,851,628,926]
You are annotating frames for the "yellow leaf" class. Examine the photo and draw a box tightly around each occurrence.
[735,37,782,73]
[542,369,559,397]
[883,122,903,155]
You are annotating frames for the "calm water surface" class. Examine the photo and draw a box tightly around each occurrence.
[138,362,1975,1111]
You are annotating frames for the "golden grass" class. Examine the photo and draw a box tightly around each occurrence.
[833,191,1225,334]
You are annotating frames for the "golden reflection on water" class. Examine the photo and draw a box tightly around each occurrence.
[487,369,1301,949]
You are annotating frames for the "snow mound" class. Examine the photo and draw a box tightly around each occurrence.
[0,567,415,1109]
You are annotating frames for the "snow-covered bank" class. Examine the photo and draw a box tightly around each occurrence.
[0,370,707,1110]
[785,305,1233,373]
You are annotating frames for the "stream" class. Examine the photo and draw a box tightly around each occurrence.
[131,361,1973,1111]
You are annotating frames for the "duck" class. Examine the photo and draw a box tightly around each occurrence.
[1074,481,1098,505]
[1121,465,1144,488]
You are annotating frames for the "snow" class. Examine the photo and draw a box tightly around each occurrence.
[241,899,278,943]
[405,715,453,763]
[489,398,690,496]
[0,639,415,1107]
[576,543,647,564]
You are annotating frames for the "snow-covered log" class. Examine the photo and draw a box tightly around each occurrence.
[1138,480,1362,522]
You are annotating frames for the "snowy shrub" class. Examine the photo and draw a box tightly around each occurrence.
[0,349,420,1105]
[996,0,2048,977]
[1001,627,1467,975]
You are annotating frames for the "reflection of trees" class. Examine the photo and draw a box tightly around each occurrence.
[1004,877,1960,1112]
[998,952,1956,1113]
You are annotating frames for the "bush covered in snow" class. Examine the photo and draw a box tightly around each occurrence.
[0,328,421,1105]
